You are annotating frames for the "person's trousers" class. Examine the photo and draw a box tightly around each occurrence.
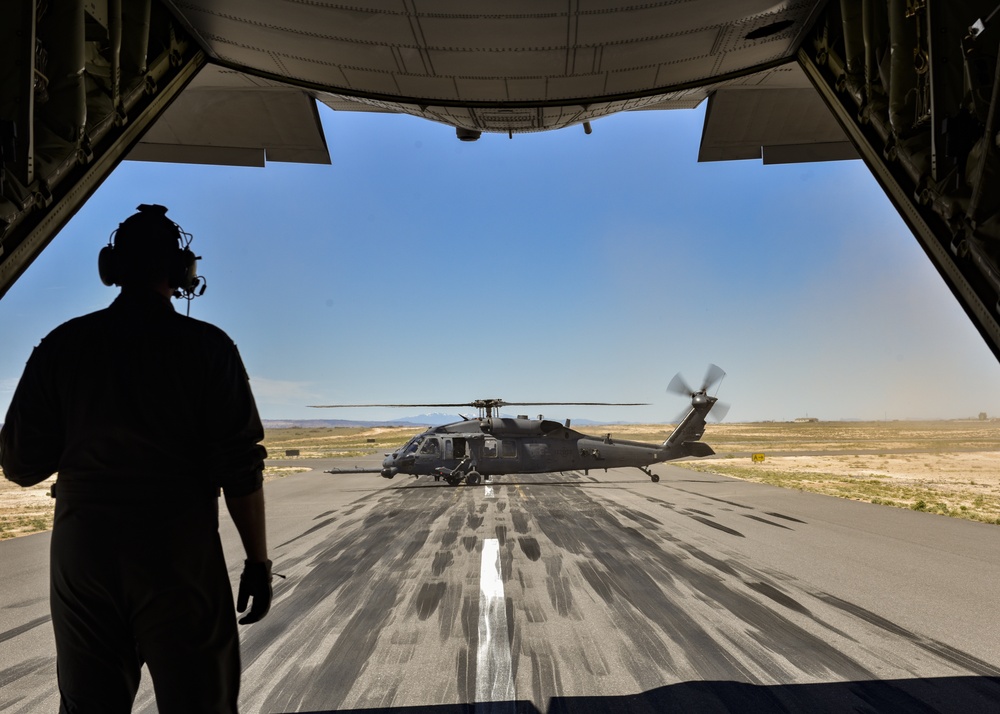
[50,496,240,713]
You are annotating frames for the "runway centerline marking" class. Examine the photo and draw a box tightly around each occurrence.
[476,538,515,711]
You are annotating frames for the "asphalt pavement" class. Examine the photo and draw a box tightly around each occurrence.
[1,457,999,713]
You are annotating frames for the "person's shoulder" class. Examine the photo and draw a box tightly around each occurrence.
[39,306,112,346]
[170,312,237,348]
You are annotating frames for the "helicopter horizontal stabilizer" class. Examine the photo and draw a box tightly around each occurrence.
[683,441,715,458]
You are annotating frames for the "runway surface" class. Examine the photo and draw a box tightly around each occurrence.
[2,458,999,712]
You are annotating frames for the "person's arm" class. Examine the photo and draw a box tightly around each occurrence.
[207,336,272,622]
[225,486,267,563]
[1,344,62,486]
[226,486,272,624]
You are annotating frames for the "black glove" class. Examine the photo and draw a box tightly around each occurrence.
[237,559,273,625]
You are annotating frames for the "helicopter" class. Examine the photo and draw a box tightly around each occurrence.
[310,366,729,486]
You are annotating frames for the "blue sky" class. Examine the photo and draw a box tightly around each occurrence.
[2,104,999,424]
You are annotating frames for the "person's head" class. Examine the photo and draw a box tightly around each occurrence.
[98,204,197,293]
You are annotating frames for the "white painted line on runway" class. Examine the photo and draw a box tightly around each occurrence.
[475,538,515,711]
[484,485,495,498]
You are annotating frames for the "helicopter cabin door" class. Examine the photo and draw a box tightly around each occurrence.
[448,438,466,460]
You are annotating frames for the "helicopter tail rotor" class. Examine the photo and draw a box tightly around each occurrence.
[667,364,726,397]
[666,372,694,398]
[701,364,726,394]
[709,400,731,422]
[667,364,729,422]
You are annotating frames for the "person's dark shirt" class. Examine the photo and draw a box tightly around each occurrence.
[0,290,265,501]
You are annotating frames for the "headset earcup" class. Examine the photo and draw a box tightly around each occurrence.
[169,247,197,290]
[98,245,118,286]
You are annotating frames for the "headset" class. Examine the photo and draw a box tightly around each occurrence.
[98,204,206,300]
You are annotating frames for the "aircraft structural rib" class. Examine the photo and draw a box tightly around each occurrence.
[0,2,204,299]
[798,0,1000,361]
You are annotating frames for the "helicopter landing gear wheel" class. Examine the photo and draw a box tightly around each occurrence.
[445,475,462,486]
[638,466,659,482]
[466,472,481,486]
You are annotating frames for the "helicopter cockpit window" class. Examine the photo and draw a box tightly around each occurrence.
[483,438,498,458]
[419,438,440,455]
[402,437,423,455]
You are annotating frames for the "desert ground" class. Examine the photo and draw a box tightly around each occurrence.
[1,420,997,538]
[652,420,1000,525]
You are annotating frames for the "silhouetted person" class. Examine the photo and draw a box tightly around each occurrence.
[0,204,271,713]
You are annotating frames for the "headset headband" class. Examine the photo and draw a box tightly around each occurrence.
[98,204,206,301]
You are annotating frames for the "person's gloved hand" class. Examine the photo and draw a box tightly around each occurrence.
[237,559,273,625]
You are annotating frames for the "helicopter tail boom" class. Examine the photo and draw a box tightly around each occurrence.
[661,397,714,451]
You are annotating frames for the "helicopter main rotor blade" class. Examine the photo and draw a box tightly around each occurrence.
[307,402,480,409]
[498,402,647,407]
[308,400,648,409]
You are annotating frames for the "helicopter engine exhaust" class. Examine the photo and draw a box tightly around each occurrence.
[480,417,564,436]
